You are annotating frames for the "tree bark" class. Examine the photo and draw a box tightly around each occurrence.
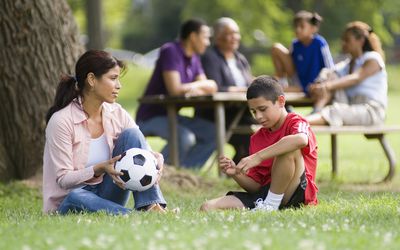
[0,0,84,181]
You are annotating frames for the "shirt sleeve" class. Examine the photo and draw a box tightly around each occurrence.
[45,115,94,189]
[287,116,316,154]
[320,44,335,69]
[363,51,385,69]
[159,45,180,72]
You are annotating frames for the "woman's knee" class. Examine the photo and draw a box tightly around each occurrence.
[116,128,148,151]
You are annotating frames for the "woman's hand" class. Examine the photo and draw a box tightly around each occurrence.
[94,155,125,189]
[151,151,164,184]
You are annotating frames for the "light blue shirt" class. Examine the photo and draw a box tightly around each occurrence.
[336,51,387,108]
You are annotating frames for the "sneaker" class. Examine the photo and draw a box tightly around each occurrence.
[252,198,277,212]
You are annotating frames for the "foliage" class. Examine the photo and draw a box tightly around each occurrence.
[183,0,293,47]
[120,0,185,52]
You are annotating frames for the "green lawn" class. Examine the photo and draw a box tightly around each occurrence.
[0,64,399,250]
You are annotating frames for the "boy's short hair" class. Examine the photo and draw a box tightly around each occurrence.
[180,19,207,40]
[246,75,284,103]
[294,10,323,27]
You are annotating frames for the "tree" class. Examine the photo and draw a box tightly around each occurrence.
[0,0,83,181]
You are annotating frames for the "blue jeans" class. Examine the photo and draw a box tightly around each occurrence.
[138,115,216,168]
[58,128,167,215]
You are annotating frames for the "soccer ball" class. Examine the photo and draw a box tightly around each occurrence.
[114,148,159,192]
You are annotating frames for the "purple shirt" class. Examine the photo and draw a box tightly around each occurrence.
[136,41,204,122]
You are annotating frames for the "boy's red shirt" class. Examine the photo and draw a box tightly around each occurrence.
[246,113,318,205]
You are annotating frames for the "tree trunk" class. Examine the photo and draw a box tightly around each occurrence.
[0,0,84,181]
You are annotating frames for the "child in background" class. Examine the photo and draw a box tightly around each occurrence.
[200,76,318,212]
[271,10,334,111]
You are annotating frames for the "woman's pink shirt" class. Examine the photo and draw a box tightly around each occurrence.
[42,100,137,213]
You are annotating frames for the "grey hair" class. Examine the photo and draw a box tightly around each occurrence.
[213,17,238,39]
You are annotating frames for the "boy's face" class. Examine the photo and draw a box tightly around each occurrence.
[248,95,286,131]
[294,20,316,42]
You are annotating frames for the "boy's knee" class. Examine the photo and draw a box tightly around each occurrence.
[277,149,302,162]
[271,43,285,54]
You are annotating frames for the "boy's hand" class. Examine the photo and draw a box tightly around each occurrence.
[236,153,263,174]
[219,156,237,177]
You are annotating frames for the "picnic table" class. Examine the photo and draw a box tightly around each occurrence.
[139,92,312,169]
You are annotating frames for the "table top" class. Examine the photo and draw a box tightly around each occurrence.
[139,92,313,107]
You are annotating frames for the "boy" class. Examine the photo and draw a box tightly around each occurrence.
[200,76,318,211]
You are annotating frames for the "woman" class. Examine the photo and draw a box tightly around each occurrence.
[307,21,387,126]
[43,50,167,215]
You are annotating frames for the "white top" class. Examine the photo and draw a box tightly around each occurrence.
[86,133,110,168]
[226,57,247,87]
[336,51,387,108]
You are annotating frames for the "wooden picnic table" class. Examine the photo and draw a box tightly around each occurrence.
[139,92,313,169]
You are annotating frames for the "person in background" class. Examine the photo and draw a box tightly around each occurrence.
[271,10,334,112]
[136,19,217,169]
[196,17,254,163]
[307,21,387,126]
[43,50,168,215]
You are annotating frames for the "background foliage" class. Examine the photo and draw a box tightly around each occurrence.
[69,0,400,65]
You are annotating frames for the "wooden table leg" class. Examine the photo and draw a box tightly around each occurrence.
[215,102,225,175]
[166,104,179,168]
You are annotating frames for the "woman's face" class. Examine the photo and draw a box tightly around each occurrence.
[92,65,122,103]
[341,31,364,55]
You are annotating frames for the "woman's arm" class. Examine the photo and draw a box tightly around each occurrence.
[324,59,381,91]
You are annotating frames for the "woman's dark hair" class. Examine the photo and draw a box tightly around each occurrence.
[344,21,385,60]
[294,10,323,28]
[246,75,284,103]
[179,18,207,40]
[46,50,124,124]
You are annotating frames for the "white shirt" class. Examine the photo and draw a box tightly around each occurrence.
[336,51,387,108]
[86,133,110,168]
[226,57,247,87]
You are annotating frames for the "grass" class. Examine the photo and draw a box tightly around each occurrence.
[1,64,400,249]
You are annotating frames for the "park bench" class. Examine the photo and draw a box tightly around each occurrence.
[232,124,400,182]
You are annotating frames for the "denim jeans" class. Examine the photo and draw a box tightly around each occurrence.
[58,128,167,215]
[138,115,216,168]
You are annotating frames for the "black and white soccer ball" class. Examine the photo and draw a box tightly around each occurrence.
[114,148,158,192]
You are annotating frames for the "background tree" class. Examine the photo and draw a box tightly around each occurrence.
[0,0,83,181]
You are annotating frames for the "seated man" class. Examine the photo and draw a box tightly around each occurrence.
[196,17,254,163]
[136,19,217,168]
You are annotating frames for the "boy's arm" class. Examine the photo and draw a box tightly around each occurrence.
[236,133,308,174]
